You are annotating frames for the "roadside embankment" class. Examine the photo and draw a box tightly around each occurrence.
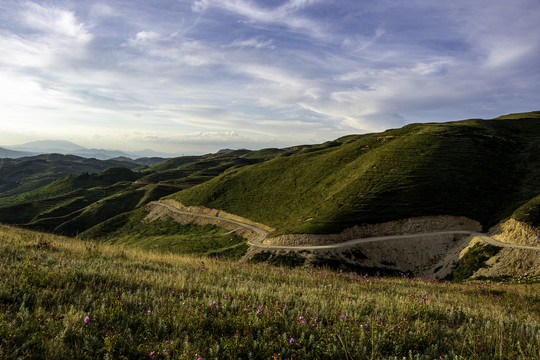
[145,199,271,242]
[488,218,540,246]
[264,216,481,246]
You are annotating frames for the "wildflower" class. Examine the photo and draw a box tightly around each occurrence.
[72,260,76,264]
[289,338,294,344]
[147,310,151,315]
[84,316,90,323]
[341,314,346,319]
[149,351,155,356]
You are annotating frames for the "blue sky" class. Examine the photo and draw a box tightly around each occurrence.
[1,0,539,154]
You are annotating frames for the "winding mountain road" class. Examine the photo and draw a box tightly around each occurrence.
[152,201,540,251]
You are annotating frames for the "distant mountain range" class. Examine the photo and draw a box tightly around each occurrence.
[1,140,178,160]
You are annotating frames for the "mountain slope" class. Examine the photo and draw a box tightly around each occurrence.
[171,112,540,235]
[0,154,140,199]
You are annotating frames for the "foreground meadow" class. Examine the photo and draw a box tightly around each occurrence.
[0,225,539,359]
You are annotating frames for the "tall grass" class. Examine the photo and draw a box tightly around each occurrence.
[1,225,539,359]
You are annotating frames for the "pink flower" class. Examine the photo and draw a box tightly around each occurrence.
[147,310,151,315]
[84,316,90,323]
[149,351,155,356]
[289,338,294,344]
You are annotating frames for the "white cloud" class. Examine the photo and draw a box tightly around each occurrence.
[0,2,93,71]
[191,0,328,39]
[22,2,92,42]
[228,37,274,49]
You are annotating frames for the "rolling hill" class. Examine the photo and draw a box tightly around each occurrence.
[0,154,141,200]
[171,111,540,235]
[1,111,539,278]
[0,148,291,236]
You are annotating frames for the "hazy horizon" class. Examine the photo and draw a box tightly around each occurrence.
[1,0,539,154]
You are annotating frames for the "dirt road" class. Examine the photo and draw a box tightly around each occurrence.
[151,201,540,251]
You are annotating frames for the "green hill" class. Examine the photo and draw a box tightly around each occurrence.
[0,154,139,200]
[0,167,140,207]
[2,111,540,244]
[171,111,540,235]
[0,167,179,235]
[80,207,247,258]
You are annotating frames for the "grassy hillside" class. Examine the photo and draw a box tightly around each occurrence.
[81,207,247,258]
[0,154,139,199]
[172,112,540,235]
[138,150,276,186]
[0,167,140,207]
[0,167,179,235]
[0,148,285,237]
[1,225,538,359]
[512,194,540,226]
[2,111,540,244]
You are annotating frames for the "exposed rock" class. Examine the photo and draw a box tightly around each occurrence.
[488,218,540,246]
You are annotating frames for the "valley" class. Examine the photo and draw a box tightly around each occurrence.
[1,111,540,359]
[1,111,540,280]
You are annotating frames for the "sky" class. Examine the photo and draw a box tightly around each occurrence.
[1,0,539,155]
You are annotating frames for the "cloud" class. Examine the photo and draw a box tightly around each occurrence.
[228,37,274,50]
[1,0,540,154]
[0,2,93,70]
[191,0,327,39]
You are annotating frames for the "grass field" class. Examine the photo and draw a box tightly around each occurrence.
[1,225,538,359]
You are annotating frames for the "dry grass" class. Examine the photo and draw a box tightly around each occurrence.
[1,225,539,359]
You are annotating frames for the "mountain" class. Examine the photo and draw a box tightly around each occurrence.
[171,111,540,235]
[3,140,177,160]
[9,140,84,153]
[0,147,34,159]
